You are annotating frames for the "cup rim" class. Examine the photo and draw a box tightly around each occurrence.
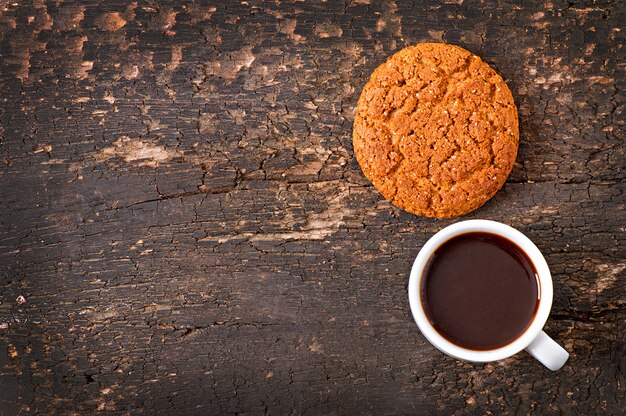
[408,219,553,362]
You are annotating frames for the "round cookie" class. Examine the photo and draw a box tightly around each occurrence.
[353,43,519,218]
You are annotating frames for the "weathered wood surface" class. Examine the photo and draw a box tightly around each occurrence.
[0,0,624,414]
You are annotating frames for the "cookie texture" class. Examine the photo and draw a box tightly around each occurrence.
[353,43,519,218]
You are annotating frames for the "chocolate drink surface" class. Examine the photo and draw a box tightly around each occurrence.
[421,232,540,350]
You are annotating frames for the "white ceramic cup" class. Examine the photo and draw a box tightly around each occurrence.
[408,219,569,371]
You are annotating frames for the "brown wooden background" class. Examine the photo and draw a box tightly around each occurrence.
[0,0,624,414]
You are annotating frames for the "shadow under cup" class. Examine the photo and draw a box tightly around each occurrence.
[419,231,541,351]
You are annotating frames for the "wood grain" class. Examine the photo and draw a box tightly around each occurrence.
[0,0,624,414]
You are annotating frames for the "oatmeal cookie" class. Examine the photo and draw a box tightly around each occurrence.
[353,43,519,218]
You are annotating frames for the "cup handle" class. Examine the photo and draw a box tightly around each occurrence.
[525,330,569,371]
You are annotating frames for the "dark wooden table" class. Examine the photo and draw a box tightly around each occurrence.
[0,1,624,414]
